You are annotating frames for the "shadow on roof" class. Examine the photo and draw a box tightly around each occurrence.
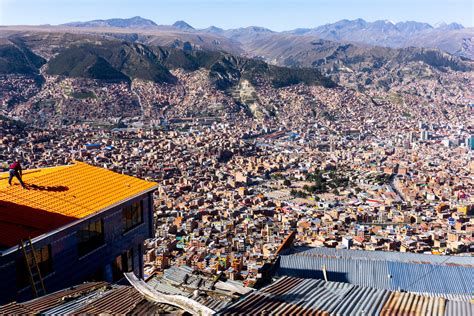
[0,201,78,249]
[26,184,69,192]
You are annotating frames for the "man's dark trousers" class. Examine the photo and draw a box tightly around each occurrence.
[8,169,25,188]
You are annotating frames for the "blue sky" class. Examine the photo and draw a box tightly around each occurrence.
[1,0,473,30]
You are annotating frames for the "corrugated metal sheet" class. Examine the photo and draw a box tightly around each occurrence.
[445,300,474,316]
[0,282,183,316]
[193,295,229,311]
[20,281,108,313]
[0,162,158,248]
[146,278,184,295]
[0,282,122,315]
[278,255,391,290]
[281,247,474,267]
[220,277,323,315]
[331,286,391,316]
[129,299,178,315]
[0,302,33,315]
[413,292,474,302]
[218,276,472,316]
[162,265,193,284]
[380,292,445,316]
[72,286,143,314]
[147,273,231,310]
[215,279,254,295]
[42,291,105,315]
[388,261,474,295]
[277,247,474,295]
[220,276,381,315]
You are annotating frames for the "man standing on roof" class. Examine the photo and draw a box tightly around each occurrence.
[8,160,26,189]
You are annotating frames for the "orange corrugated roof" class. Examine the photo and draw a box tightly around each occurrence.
[0,162,158,248]
[0,165,71,189]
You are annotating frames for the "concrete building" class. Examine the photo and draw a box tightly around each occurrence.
[342,236,353,249]
[0,162,158,304]
[420,130,429,141]
[466,135,474,150]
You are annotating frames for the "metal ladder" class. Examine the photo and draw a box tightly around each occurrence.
[19,238,46,298]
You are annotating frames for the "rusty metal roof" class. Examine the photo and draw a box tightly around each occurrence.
[445,300,474,316]
[0,282,180,315]
[218,276,472,316]
[71,286,144,314]
[0,282,107,314]
[380,292,445,316]
[220,277,349,315]
[0,302,34,315]
[24,282,108,313]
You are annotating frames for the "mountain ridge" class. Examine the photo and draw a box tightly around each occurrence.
[55,17,474,60]
[1,25,471,93]
[62,16,158,28]
[0,34,335,91]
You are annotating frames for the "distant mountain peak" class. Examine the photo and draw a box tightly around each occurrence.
[172,20,195,31]
[244,26,274,33]
[203,25,224,33]
[447,22,464,30]
[434,22,464,30]
[372,20,397,29]
[395,21,433,32]
[333,19,367,26]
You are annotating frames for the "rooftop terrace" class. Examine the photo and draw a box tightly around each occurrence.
[0,162,158,250]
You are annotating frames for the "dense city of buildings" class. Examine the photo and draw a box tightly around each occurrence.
[2,9,474,313]
[1,90,473,286]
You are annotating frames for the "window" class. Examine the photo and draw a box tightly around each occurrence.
[17,245,53,289]
[122,201,143,232]
[112,248,134,281]
[77,220,105,257]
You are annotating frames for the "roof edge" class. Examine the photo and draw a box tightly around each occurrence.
[0,184,158,256]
